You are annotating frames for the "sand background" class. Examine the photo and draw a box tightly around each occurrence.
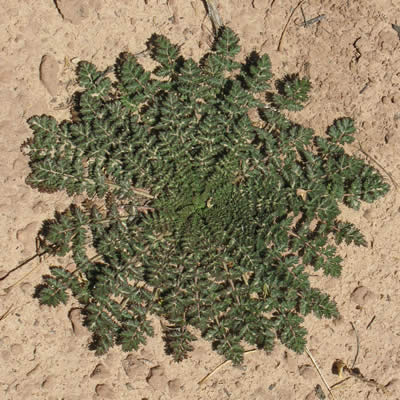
[0,1,399,399]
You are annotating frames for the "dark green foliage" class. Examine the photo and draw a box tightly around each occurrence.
[24,27,389,364]
[273,75,311,111]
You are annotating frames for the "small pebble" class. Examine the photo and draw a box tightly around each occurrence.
[54,0,90,24]
[146,366,168,391]
[350,286,375,306]
[68,308,87,337]
[39,55,59,97]
[42,375,57,390]
[90,363,110,379]
[95,383,115,399]
[299,364,317,380]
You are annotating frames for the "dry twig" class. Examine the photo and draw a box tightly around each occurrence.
[305,345,336,400]
[203,0,223,34]
[349,322,360,369]
[1,259,44,295]
[0,304,14,322]
[0,251,46,283]
[197,349,257,385]
[277,0,305,51]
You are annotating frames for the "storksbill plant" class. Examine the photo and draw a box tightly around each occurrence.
[24,27,389,364]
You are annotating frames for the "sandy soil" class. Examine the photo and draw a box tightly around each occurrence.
[0,1,399,399]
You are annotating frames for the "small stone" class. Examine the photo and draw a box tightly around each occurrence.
[299,364,317,380]
[391,93,400,104]
[68,308,88,337]
[19,282,32,294]
[16,222,40,255]
[363,208,374,221]
[122,354,148,379]
[146,366,168,391]
[90,363,110,379]
[350,286,376,306]
[167,378,182,394]
[32,201,48,213]
[39,55,59,97]
[42,375,57,390]
[12,157,27,173]
[55,0,90,24]
[384,131,395,144]
[385,378,400,392]
[379,29,398,51]
[95,383,115,399]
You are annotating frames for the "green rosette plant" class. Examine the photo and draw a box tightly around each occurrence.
[24,27,389,364]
